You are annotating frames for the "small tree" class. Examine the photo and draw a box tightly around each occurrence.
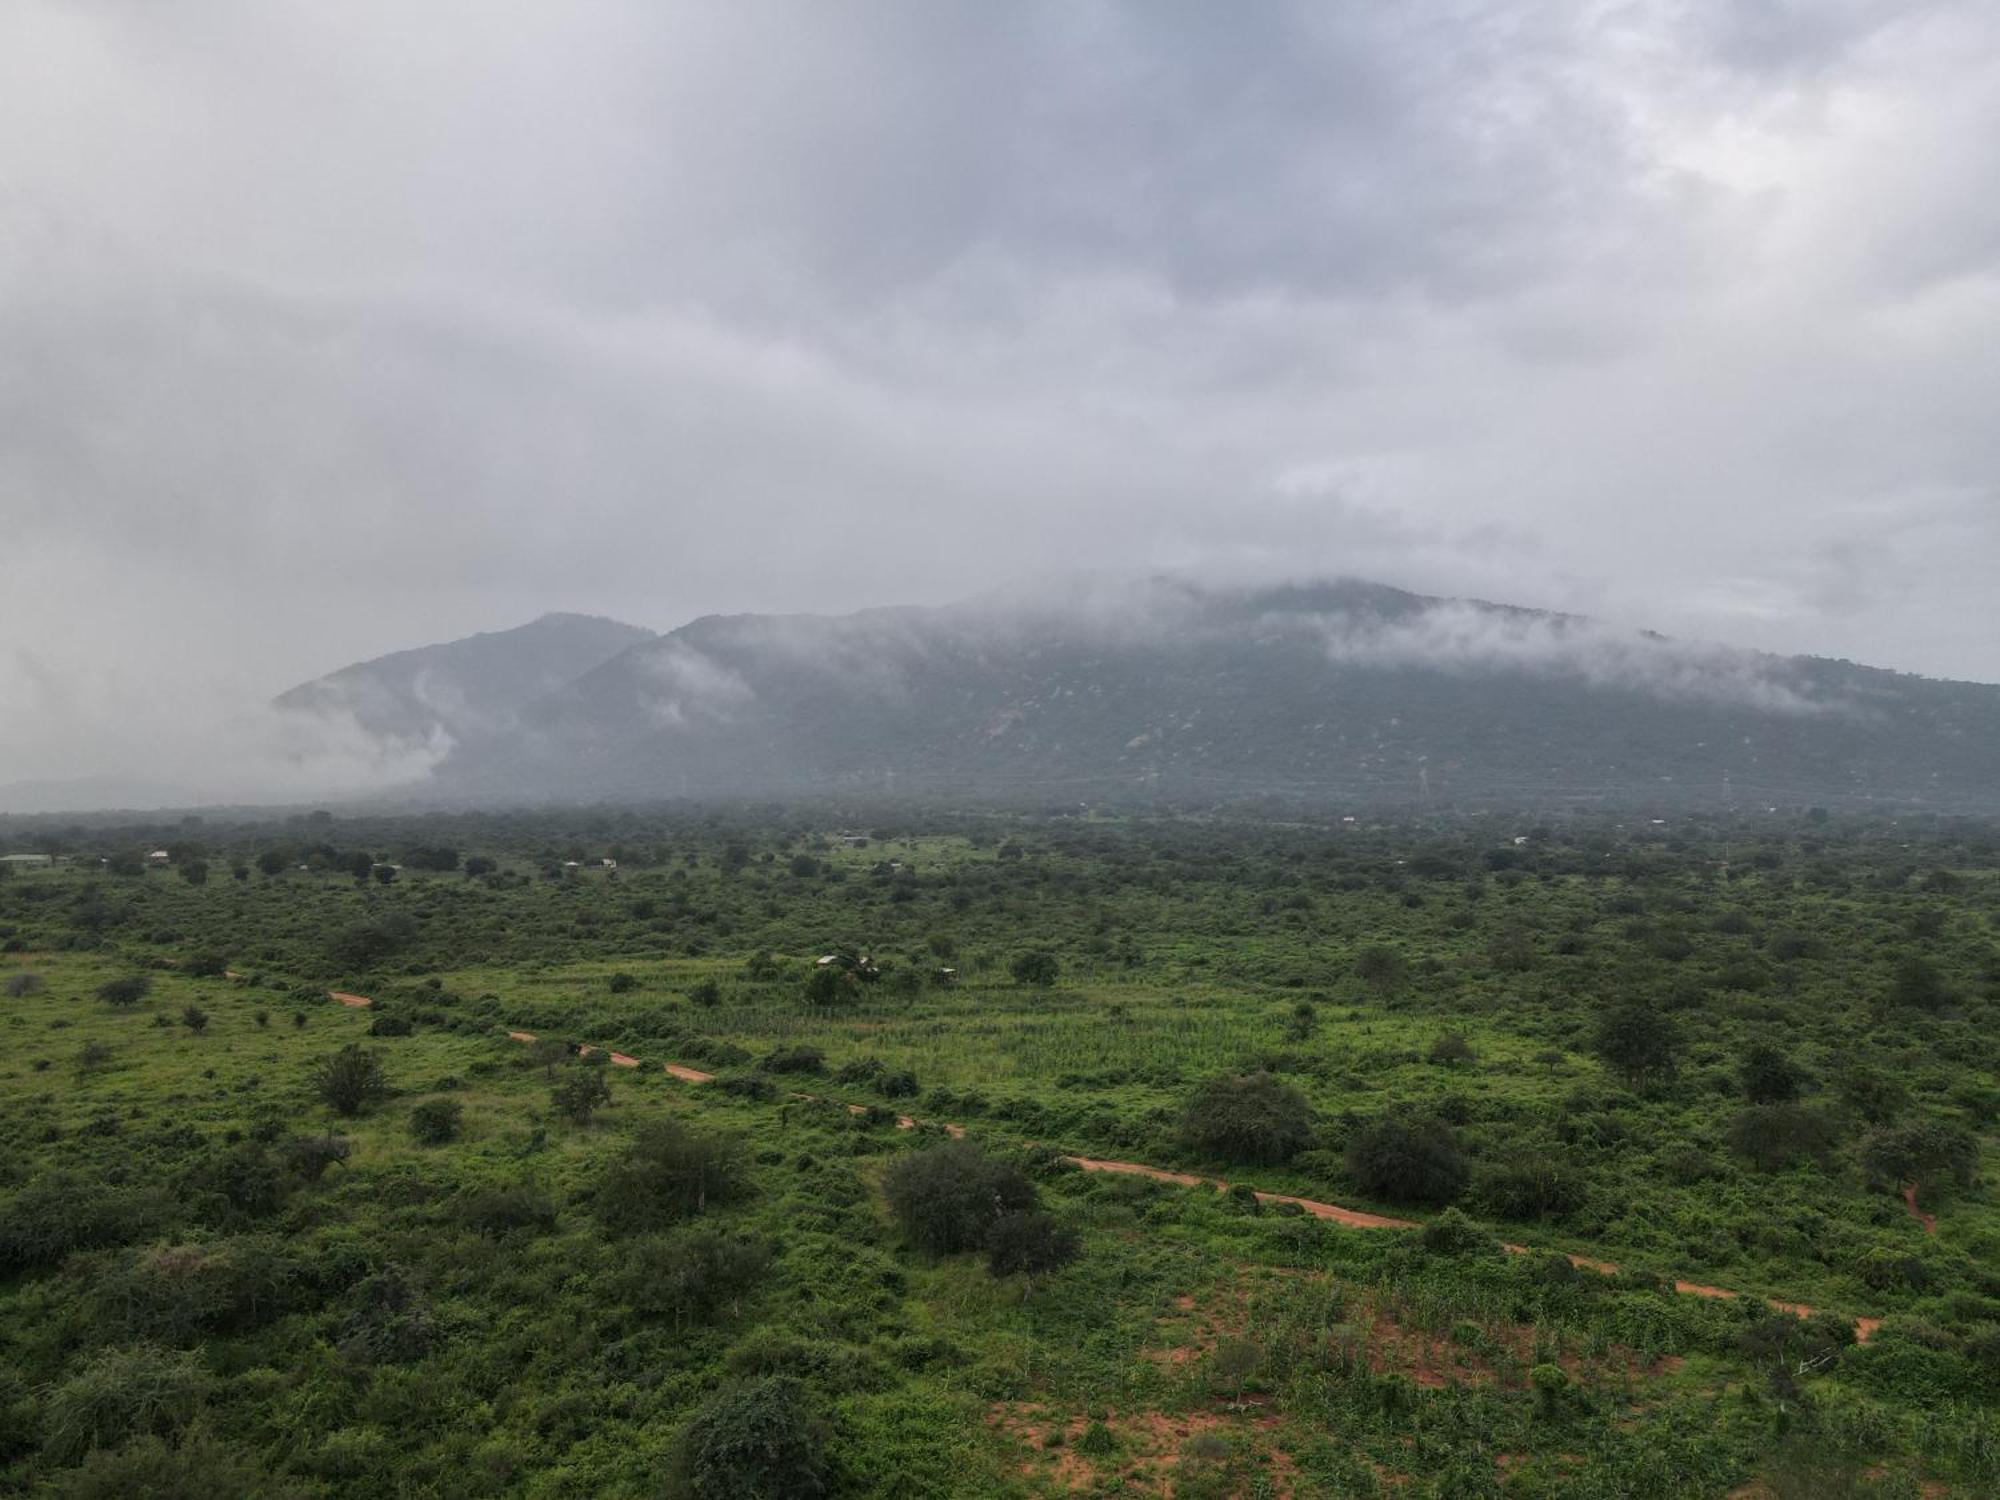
[552,1068,613,1126]
[1009,951,1060,988]
[177,858,209,887]
[180,1005,209,1035]
[255,848,289,877]
[314,1045,389,1117]
[1858,1118,1977,1194]
[409,1099,463,1146]
[1177,1072,1313,1166]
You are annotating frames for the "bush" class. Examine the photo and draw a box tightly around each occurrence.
[759,1046,826,1076]
[338,1263,439,1364]
[454,1184,559,1238]
[282,1135,351,1182]
[1009,952,1060,988]
[408,1098,463,1146]
[1417,1207,1497,1256]
[48,1430,305,1500]
[1345,1114,1469,1205]
[608,972,639,993]
[883,1142,1037,1254]
[87,1238,297,1344]
[1478,1156,1587,1220]
[985,1210,1080,1279]
[1426,1032,1476,1067]
[613,1228,772,1328]
[5,971,44,997]
[595,1120,750,1234]
[98,975,151,1007]
[670,1376,830,1500]
[313,1045,389,1117]
[1177,1071,1313,1166]
[42,1344,213,1465]
[0,1173,170,1270]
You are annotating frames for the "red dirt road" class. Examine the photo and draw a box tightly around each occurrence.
[327,991,372,1008]
[490,1028,1879,1340]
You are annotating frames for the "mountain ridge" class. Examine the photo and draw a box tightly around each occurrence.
[338,577,2000,810]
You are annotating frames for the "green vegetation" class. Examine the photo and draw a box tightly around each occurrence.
[0,802,1995,1494]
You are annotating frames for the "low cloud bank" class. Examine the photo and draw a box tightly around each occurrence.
[1302,602,1835,714]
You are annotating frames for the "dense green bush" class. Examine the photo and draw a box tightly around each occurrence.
[1176,1071,1313,1166]
[883,1142,1037,1254]
[613,1228,772,1328]
[96,975,151,1007]
[42,1344,213,1465]
[670,1376,830,1500]
[984,1210,1080,1279]
[1345,1113,1470,1205]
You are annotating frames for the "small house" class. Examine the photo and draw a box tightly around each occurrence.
[147,849,171,866]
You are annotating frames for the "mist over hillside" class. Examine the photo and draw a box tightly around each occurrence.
[265,577,2000,813]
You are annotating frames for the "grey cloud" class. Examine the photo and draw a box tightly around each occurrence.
[4,0,2000,803]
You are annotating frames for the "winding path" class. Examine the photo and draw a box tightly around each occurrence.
[492,1026,1885,1341]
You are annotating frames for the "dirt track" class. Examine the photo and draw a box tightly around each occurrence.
[1903,1184,1938,1235]
[489,1026,1881,1341]
[327,991,372,1008]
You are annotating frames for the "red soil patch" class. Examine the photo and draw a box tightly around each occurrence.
[989,1401,1296,1496]
[507,1030,538,1042]
[577,1045,640,1067]
[224,969,245,980]
[1903,1183,1938,1235]
[664,1063,715,1083]
[327,991,372,1008]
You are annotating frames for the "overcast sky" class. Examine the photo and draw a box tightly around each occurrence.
[4,0,1999,795]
